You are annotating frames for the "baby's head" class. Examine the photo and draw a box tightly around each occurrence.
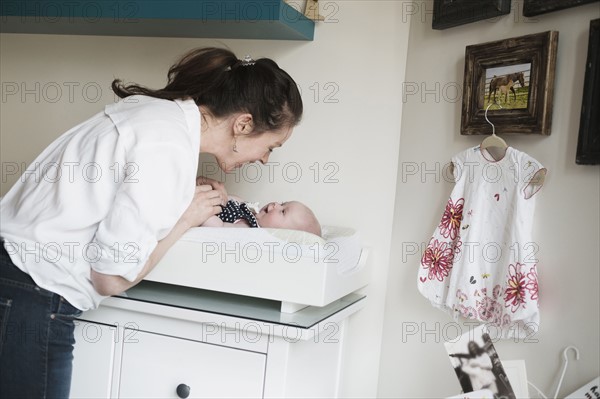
[255,201,321,237]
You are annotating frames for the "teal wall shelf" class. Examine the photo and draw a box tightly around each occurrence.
[0,0,315,40]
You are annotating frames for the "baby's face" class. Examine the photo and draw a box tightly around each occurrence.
[255,201,313,232]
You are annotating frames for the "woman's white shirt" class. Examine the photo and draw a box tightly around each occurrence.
[0,96,200,310]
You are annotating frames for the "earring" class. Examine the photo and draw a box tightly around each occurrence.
[233,138,238,153]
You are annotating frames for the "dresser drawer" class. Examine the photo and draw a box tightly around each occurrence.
[71,321,117,398]
[118,329,266,398]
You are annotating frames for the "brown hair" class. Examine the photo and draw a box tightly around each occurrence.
[112,47,303,133]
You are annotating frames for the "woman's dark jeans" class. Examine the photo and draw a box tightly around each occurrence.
[0,242,82,399]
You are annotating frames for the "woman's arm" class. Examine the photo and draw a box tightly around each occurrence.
[91,185,222,296]
[91,215,193,295]
[201,215,225,227]
[201,215,251,228]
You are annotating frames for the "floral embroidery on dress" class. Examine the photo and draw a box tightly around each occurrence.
[453,237,463,255]
[439,198,464,240]
[478,298,502,323]
[476,284,503,325]
[493,285,502,299]
[421,238,455,281]
[505,263,528,313]
[456,289,467,302]
[459,305,477,319]
[525,265,539,301]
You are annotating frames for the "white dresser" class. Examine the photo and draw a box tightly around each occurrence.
[70,281,365,398]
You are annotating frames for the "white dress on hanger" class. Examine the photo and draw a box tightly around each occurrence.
[418,145,546,339]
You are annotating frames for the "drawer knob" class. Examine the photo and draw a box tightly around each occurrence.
[176,383,191,398]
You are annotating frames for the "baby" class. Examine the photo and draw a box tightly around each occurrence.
[202,197,321,237]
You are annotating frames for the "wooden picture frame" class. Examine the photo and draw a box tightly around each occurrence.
[523,0,599,17]
[432,0,511,30]
[576,19,600,165]
[461,31,559,136]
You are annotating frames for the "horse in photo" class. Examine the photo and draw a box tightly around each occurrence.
[488,72,525,103]
[498,79,517,104]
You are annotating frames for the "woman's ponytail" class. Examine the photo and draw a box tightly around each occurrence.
[112,47,302,133]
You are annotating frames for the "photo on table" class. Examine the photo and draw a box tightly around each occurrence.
[444,325,516,399]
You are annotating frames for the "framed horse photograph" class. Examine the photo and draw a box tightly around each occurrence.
[461,31,559,135]
[523,0,600,17]
[432,0,511,30]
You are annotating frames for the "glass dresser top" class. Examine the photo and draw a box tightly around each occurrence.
[116,280,365,329]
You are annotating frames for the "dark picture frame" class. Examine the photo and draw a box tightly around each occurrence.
[523,0,600,17]
[432,0,511,30]
[461,31,559,136]
[576,19,600,165]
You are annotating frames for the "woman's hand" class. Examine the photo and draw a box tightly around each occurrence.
[196,176,228,205]
[180,185,223,228]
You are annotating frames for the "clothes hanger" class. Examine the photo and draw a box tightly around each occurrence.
[481,102,508,151]
[526,345,581,399]
[553,346,580,399]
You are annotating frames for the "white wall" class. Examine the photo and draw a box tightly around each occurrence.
[379,1,600,397]
[0,2,410,396]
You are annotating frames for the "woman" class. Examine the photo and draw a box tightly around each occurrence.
[0,47,302,398]
[461,341,498,393]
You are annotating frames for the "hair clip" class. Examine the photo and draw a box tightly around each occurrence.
[240,55,256,66]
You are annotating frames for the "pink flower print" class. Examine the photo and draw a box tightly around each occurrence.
[525,266,539,300]
[504,263,528,313]
[492,285,502,299]
[459,305,477,319]
[501,314,512,328]
[456,289,467,302]
[453,238,463,255]
[421,238,455,282]
[439,198,464,240]
[477,296,502,324]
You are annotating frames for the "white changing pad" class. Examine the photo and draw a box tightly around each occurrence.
[145,226,370,311]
